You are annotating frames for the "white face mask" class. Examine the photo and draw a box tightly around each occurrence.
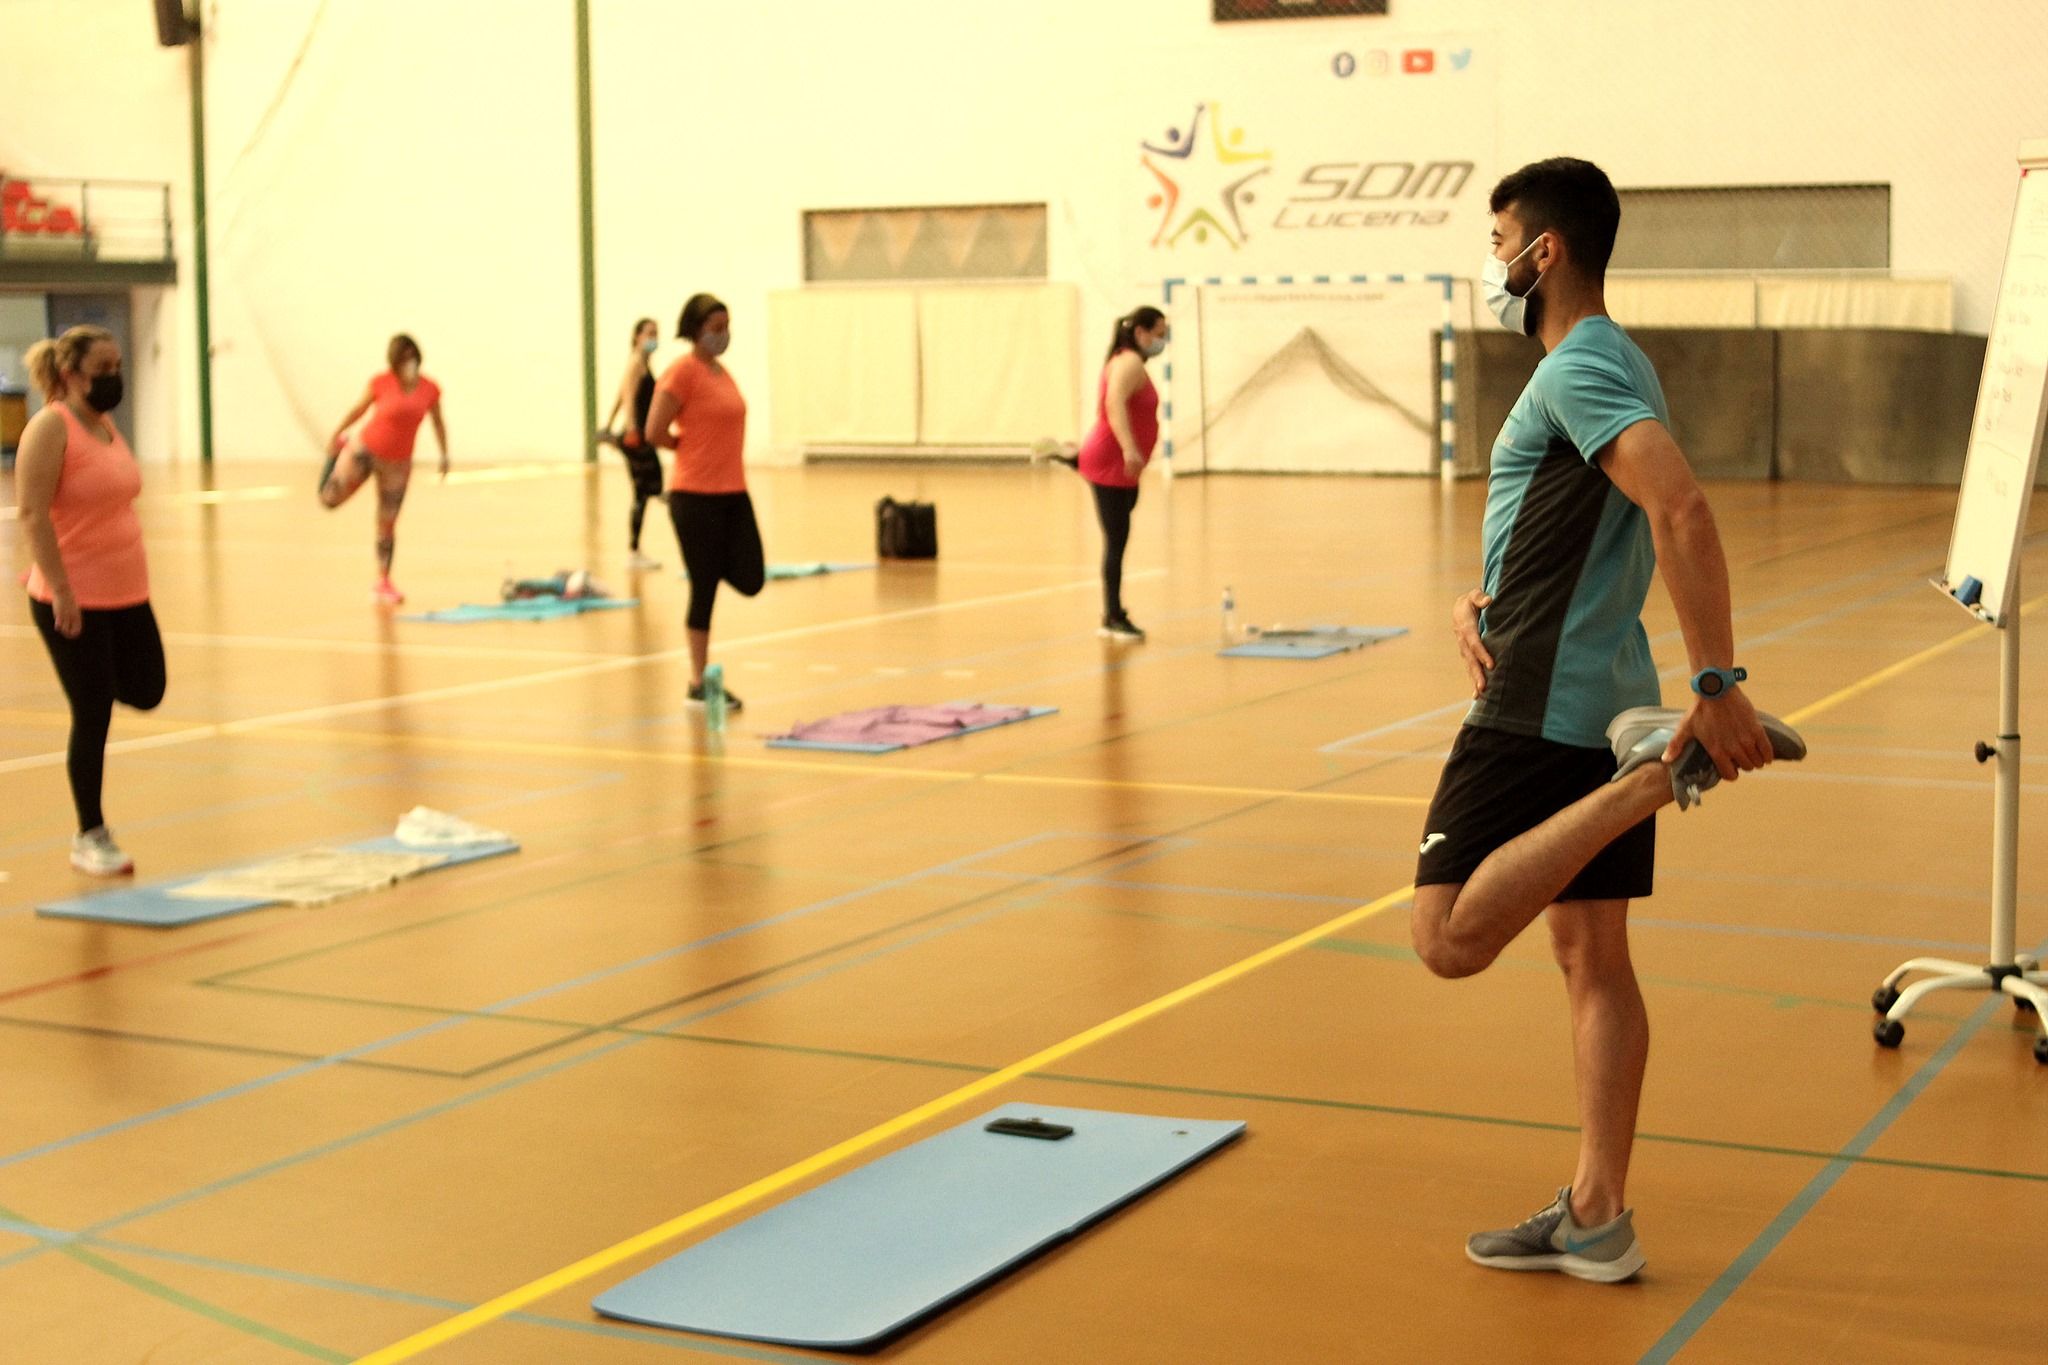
[1141,334,1167,359]
[698,330,730,358]
[398,360,421,383]
[1481,235,1547,336]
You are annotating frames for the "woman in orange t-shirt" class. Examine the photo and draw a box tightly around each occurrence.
[646,293,763,714]
[318,333,449,605]
[17,325,165,878]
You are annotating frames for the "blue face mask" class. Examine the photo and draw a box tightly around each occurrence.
[640,336,658,354]
[1482,234,1548,336]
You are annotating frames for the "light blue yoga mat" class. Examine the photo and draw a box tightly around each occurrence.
[766,705,1057,755]
[1220,626,1408,660]
[592,1103,1244,1348]
[35,837,519,927]
[402,597,637,624]
[681,562,872,583]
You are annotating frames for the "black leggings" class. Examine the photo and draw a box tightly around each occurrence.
[602,437,664,550]
[669,491,765,631]
[1090,482,1140,618]
[30,598,167,834]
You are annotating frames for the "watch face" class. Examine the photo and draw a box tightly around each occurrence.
[1699,672,1724,696]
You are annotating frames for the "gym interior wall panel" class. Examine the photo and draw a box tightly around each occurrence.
[766,289,920,446]
[1607,277,1758,329]
[1774,330,1991,486]
[1757,276,1954,332]
[1630,330,1777,479]
[917,285,1078,447]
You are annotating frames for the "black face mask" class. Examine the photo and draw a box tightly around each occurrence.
[84,373,124,414]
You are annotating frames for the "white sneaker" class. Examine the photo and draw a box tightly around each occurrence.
[628,551,662,571]
[71,827,134,878]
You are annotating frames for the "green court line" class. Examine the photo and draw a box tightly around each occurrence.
[1097,903,1978,1021]
[0,1014,477,1079]
[634,1031,2048,1189]
[0,1199,346,1361]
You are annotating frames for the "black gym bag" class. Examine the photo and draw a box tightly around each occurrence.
[876,497,938,559]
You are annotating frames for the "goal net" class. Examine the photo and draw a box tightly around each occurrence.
[1168,278,1471,475]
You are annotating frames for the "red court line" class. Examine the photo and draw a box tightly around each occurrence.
[0,926,276,1006]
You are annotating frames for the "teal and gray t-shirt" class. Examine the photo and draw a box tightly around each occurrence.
[1469,315,1666,748]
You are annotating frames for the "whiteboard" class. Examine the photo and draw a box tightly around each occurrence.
[1943,141,2048,625]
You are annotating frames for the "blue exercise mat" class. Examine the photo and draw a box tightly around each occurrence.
[35,837,518,927]
[592,1103,1244,1348]
[1220,626,1408,660]
[402,597,637,623]
[766,705,1057,755]
[681,562,872,583]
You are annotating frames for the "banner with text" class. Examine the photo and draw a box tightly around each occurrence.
[1127,35,1497,280]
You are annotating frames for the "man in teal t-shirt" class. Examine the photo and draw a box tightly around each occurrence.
[1408,158,1806,1285]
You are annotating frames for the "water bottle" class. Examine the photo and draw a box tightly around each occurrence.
[1221,585,1237,641]
[703,662,727,730]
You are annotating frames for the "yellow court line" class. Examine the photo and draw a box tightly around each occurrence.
[1781,590,2045,727]
[0,571,1151,779]
[351,881,1417,1364]
[258,723,1431,808]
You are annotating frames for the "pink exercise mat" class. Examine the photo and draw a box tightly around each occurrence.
[768,704,1054,753]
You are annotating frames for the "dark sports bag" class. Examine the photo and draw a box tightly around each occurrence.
[876,497,938,559]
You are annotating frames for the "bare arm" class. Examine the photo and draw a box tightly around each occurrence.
[14,409,80,636]
[330,383,375,451]
[1599,419,1771,776]
[429,400,449,474]
[1103,353,1147,476]
[605,357,641,436]
[645,387,680,453]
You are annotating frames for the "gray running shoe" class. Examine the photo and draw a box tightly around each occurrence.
[1606,705,1807,811]
[1465,1187,1646,1283]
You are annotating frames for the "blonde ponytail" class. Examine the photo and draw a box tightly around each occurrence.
[22,325,115,404]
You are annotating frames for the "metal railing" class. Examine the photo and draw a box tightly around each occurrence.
[0,174,173,265]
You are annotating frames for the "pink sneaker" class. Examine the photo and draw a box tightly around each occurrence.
[373,577,405,605]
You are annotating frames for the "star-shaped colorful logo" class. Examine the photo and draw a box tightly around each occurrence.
[1142,102,1274,250]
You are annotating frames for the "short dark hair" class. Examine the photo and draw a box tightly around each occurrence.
[387,333,421,371]
[1488,158,1621,277]
[677,294,728,341]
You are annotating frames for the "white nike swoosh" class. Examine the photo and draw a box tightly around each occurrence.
[1419,833,1447,853]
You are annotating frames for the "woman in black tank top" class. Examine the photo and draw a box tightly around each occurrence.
[600,317,667,568]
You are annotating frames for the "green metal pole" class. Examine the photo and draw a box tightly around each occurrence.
[574,0,598,463]
[187,5,215,469]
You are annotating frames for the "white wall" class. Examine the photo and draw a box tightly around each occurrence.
[4,0,2045,464]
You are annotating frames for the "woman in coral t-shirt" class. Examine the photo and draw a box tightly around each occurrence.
[319,333,449,604]
[644,293,763,714]
[16,325,165,877]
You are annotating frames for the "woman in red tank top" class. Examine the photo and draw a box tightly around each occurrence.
[1050,307,1167,640]
[318,333,449,605]
[17,325,166,877]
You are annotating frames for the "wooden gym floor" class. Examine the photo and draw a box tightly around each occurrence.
[0,459,2043,1363]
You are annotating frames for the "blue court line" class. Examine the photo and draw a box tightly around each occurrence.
[35,1235,818,1363]
[0,831,1068,1173]
[0,845,1160,1268]
[1640,939,2047,1363]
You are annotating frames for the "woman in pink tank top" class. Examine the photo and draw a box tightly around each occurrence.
[1042,307,1167,640]
[318,332,449,605]
[16,325,166,877]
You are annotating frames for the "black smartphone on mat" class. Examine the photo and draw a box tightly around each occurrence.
[985,1117,1075,1141]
